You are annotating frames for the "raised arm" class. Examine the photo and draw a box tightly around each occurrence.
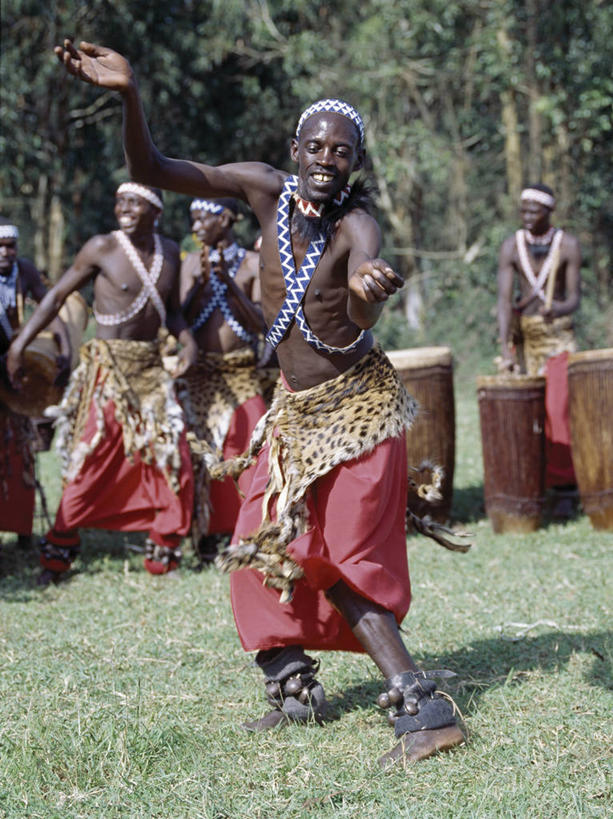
[54,40,284,207]
[497,237,516,367]
[345,211,404,329]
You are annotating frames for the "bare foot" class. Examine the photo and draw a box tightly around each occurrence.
[379,723,465,769]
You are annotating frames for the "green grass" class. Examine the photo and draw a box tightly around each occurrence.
[1,384,612,818]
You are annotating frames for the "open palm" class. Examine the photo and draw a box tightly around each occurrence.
[55,39,133,91]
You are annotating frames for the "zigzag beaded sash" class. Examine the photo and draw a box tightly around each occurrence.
[190,244,255,345]
[266,175,365,355]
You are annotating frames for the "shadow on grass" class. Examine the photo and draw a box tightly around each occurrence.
[0,529,155,600]
[325,629,612,721]
[450,484,486,524]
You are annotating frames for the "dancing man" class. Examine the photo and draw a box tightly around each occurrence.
[498,184,581,515]
[7,184,196,583]
[0,218,70,547]
[179,197,268,562]
[53,39,465,765]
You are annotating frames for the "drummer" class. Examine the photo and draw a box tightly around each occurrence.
[6,184,197,584]
[497,184,582,517]
[0,218,71,547]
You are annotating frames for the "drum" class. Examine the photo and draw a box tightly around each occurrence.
[567,349,613,530]
[477,374,546,533]
[387,347,455,523]
[0,292,88,417]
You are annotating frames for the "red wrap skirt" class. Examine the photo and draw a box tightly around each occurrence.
[208,394,267,535]
[51,398,193,548]
[230,433,411,653]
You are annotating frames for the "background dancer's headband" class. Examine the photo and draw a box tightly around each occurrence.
[0,224,19,240]
[296,98,365,148]
[521,188,555,209]
[116,183,164,211]
[190,199,225,215]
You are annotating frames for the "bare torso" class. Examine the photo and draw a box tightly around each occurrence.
[503,231,579,317]
[254,189,373,391]
[90,232,180,340]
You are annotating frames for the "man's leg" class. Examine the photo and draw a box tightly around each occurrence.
[243,645,328,731]
[325,579,465,766]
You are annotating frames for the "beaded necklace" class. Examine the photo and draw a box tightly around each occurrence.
[524,226,555,246]
[190,243,255,345]
[0,261,18,341]
[515,228,564,303]
[94,231,166,326]
[266,175,365,354]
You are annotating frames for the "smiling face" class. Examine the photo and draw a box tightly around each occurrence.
[114,192,159,236]
[520,199,551,235]
[0,237,18,275]
[290,112,363,203]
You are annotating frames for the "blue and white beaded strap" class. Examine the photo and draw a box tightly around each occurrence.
[266,176,325,349]
[190,246,256,345]
[266,175,365,354]
[0,262,18,340]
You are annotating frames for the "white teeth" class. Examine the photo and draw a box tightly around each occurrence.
[119,217,134,227]
[313,173,333,182]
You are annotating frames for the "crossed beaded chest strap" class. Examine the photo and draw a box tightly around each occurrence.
[265,174,366,355]
[94,230,167,327]
[190,243,256,346]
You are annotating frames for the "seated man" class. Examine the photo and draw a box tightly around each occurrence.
[7,184,197,583]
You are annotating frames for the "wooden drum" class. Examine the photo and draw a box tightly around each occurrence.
[387,347,455,523]
[568,349,613,530]
[477,374,546,533]
[0,292,88,417]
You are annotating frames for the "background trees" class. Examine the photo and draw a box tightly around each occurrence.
[2,0,611,367]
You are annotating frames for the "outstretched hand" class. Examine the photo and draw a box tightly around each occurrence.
[54,39,133,91]
[349,259,404,303]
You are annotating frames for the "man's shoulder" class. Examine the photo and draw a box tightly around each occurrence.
[16,257,41,278]
[158,234,180,259]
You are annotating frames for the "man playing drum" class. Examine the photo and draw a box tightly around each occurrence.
[179,197,269,564]
[53,38,465,766]
[6,185,197,584]
[0,218,71,547]
[497,184,582,516]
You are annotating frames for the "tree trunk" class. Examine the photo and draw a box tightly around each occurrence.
[525,0,542,182]
[32,174,49,273]
[47,193,65,282]
[500,89,522,205]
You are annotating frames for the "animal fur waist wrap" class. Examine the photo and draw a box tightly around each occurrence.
[50,338,185,492]
[213,344,417,601]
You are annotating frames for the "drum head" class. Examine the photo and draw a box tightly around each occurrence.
[386,346,452,369]
[0,348,62,417]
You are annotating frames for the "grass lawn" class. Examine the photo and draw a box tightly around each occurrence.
[1,374,611,818]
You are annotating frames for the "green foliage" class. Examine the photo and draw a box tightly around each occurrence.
[0,0,611,347]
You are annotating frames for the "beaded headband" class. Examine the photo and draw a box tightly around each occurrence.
[116,183,163,211]
[190,199,226,215]
[296,98,365,148]
[0,224,19,240]
[521,188,555,210]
